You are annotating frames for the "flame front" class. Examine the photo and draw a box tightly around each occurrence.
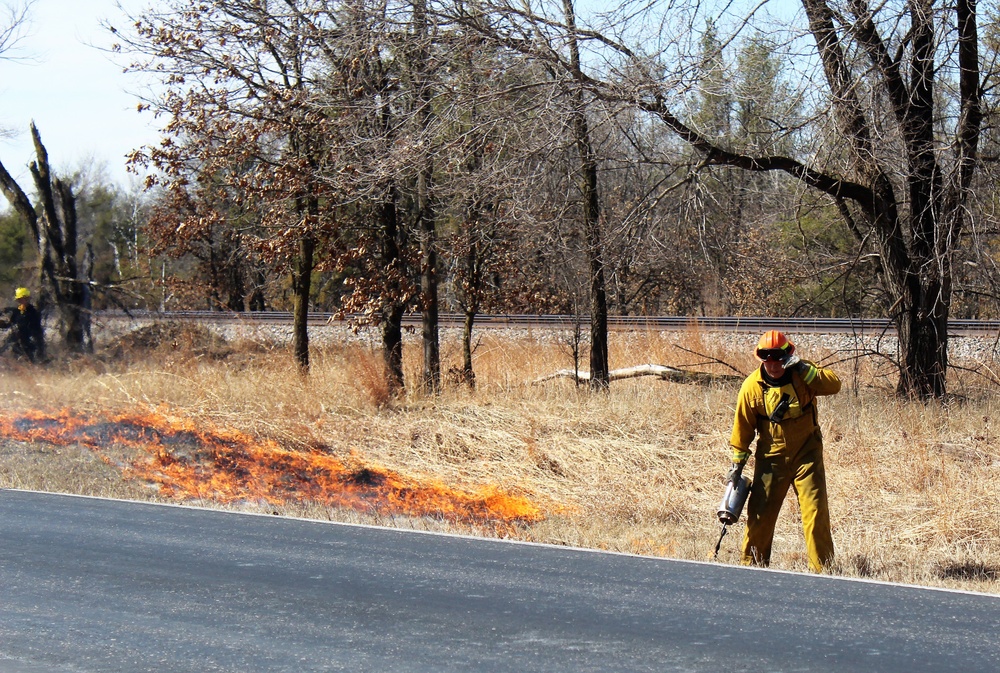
[0,409,542,526]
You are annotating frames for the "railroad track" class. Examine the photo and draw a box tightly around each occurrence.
[96,311,1000,336]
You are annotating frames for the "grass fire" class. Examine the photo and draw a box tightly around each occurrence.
[0,408,543,528]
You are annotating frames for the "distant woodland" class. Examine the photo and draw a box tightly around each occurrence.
[2,0,1000,397]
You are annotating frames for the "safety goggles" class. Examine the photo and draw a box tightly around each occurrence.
[756,348,789,362]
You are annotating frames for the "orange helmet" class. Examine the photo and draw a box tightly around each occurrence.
[755,330,794,362]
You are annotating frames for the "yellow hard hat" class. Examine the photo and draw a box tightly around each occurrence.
[14,287,29,300]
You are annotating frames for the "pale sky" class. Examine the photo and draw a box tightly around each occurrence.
[0,0,160,190]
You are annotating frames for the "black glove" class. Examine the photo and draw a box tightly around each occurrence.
[727,462,745,485]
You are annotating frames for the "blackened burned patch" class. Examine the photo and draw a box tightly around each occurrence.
[936,561,1000,581]
[343,467,386,487]
[72,421,161,445]
[13,417,64,434]
[158,429,204,446]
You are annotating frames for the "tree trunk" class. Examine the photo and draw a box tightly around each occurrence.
[51,178,86,351]
[382,303,404,393]
[379,190,405,394]
[461,307,476,389]
[585,169,609,391]
[563,0,609,390]
[419,202,440,393]
[413,0,440,393]
[291,234,314,372]
[897,298,947,398]
[225,245,246,311]
[459,229,484,390]
[249,268,267,312]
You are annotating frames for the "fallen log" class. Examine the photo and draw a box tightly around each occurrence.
[532,364,743,385]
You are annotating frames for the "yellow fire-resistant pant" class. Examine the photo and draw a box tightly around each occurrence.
[741,430,834,572]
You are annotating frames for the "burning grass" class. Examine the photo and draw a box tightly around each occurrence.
[0,408,542,530]
[2,323,1000,592]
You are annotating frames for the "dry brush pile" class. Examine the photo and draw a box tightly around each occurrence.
[1,322,999,593]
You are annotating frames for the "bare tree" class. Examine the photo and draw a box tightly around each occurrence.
[446,0,616,388]
[144,176,259,312]
[117,0,344,372]
[328,1,558,392]
[561,0,609,390]
[0,124,89,352]
[0,0,32,60]
[455,0,990,399]
[0,0,34,140]
[410,0,442,393]
[437,30,520,388]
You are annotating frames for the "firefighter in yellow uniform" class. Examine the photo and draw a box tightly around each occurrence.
[726,330,841,572]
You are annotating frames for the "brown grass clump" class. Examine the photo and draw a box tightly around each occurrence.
[2,323,1000,593]
[99,321,240,366]
[346,348,395,408]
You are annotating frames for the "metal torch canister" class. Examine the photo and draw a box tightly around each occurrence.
[717,475,752,525]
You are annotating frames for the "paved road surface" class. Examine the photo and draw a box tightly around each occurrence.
[1,490,998,672]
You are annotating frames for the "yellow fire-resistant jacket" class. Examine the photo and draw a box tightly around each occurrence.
[729,361,841,464]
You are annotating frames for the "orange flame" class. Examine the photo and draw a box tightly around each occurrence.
[0,409,543,527]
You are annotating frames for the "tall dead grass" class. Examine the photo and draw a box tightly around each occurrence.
[2,323,1000,593]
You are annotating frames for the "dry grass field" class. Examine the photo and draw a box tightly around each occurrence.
[2,320,1000,594]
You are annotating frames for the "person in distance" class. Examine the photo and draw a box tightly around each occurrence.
[0,287,46,363]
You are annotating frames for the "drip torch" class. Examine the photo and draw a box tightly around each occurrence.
[712,468,751,560]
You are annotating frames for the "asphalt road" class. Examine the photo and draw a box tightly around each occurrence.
[1,490,998,673]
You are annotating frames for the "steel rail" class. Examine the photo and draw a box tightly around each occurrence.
[95,311,1000,335]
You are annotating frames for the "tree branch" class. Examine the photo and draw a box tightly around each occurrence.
[637,96,875,212]
[532,363,743,385]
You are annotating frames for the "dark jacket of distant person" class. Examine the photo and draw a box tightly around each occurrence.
[0,287,45,363]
